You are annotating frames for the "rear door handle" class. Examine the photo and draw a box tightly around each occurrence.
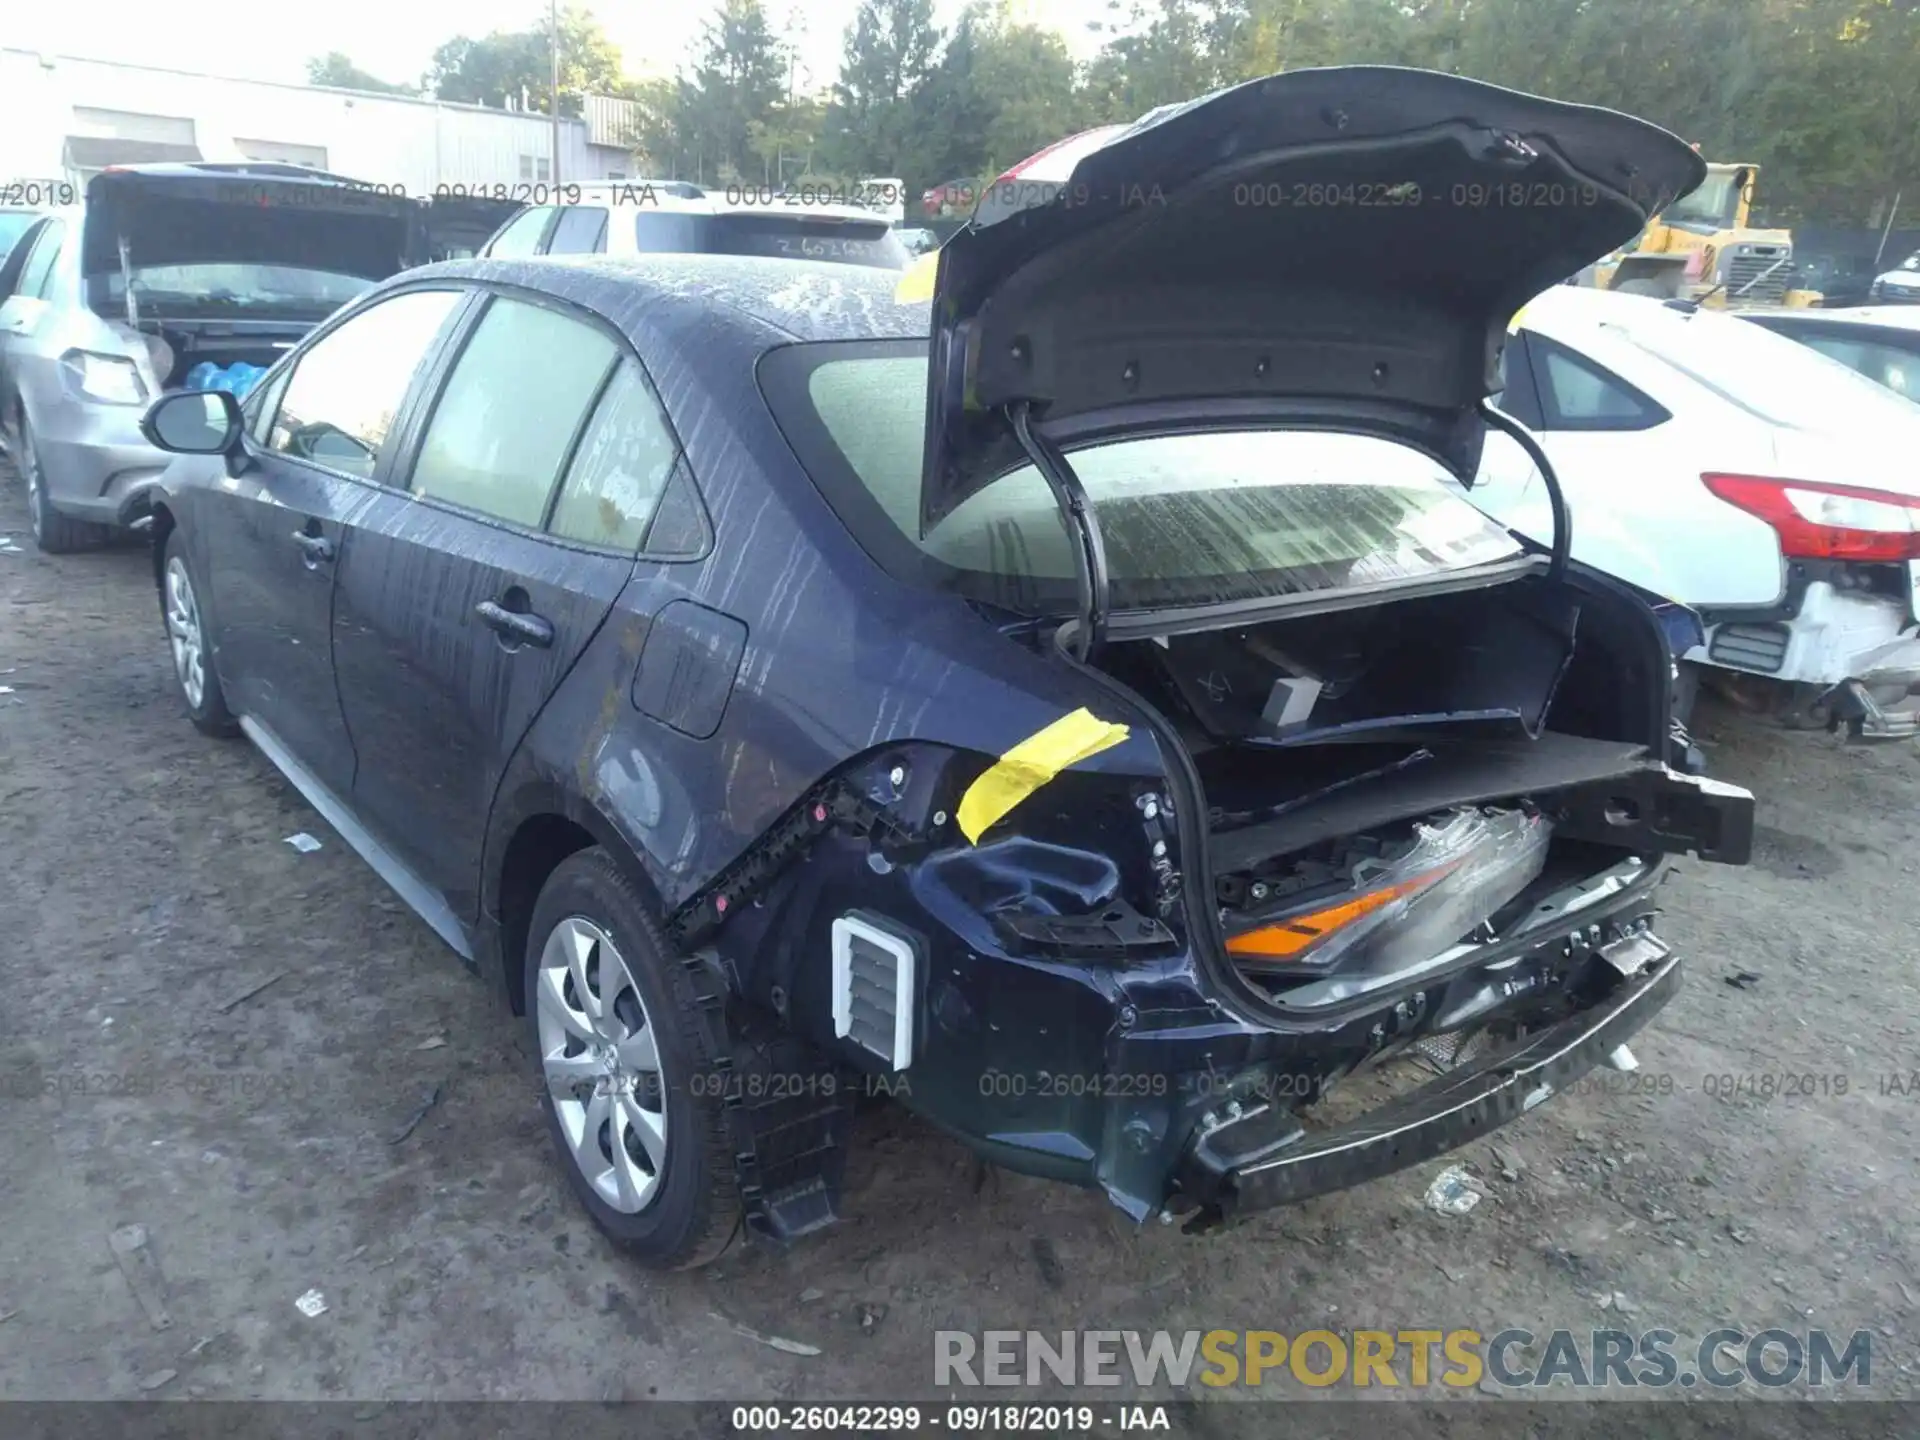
[291,529,334,563]
[474,599,554,649]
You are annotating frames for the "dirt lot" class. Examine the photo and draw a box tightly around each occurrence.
[2,458,1919,1410]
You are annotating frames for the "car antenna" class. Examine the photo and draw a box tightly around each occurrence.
[1006,399,1110,663]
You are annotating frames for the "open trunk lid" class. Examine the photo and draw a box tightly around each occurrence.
[81,165,420,294]
[917,65,1706,537]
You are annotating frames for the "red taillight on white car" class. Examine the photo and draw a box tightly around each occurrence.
[1701,473,1920,562]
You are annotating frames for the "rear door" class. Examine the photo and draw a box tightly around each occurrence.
[329,287,680,919]
[0,219,66,439]
[204,285,469,795]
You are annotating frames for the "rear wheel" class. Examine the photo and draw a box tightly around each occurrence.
[526,848,740,1269]
[19,411,109,554]
[162,530,239,737]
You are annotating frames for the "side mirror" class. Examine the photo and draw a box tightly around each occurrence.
[141,388,243,456]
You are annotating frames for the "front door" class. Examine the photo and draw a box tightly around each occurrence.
[204,286,468,794]
[330,290,683,920]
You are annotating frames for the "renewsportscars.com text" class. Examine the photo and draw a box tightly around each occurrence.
[934,1328,1871,1390]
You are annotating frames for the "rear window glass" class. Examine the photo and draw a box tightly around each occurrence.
[762,343,1525,614]
[634,212,906,269]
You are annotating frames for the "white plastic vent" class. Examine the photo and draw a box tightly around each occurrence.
[831,912,917,1071]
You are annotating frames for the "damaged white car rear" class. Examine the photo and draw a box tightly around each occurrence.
[1477,285,1920,738]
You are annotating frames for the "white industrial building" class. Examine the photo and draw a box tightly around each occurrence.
[0,47,648,195]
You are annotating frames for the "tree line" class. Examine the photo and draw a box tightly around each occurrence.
[310,0,1920,228]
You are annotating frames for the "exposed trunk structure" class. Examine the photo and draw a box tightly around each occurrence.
[1086,571,1726,1018]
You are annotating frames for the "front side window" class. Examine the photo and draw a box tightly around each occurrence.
[762,344,1525,613]
[268,289,461,478]
[242,363,293,444]
[406,296,617,527]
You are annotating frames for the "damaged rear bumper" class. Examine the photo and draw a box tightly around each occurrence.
[1175,938,1681,1225]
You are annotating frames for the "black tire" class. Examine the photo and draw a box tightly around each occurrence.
[18,410,109,555]
[160,529,240,737]
[525,848,740,1269]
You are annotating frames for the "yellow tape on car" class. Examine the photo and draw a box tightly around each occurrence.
[955,708,1131,844]
[894,251,939,304]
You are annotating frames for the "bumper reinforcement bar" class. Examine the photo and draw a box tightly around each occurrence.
[1177,945,1683,1226]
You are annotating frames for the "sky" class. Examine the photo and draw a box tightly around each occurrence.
[11,0,1115,97]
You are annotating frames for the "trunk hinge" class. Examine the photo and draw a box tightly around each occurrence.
[117,233,140,330]
[1006,399,1110,663]
[1479,401,1572,584]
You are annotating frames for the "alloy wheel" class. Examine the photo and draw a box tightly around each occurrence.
[535,916,668,1213]
[164,556,206,709]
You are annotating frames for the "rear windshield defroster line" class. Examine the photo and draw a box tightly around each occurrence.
[757,339,1527,619]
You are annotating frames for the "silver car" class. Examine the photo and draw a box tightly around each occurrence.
[0,163,421,552]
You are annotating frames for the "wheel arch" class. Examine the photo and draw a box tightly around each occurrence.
[149,499,177,599]
[482,776,673,1016]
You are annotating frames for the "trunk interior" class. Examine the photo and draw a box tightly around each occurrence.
[156,333,293,388]
[1092,572,1673,1013]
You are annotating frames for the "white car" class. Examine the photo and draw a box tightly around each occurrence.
[1869,250,1920,305]
[1469,285,1920,736]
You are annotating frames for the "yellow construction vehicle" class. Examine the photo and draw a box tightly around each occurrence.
[1588,160,1823,308]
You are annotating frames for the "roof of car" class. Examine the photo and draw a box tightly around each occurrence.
[420,252,933,344]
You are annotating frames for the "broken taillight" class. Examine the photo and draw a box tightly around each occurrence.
[1702,473,1920,562]
[1226,806,1552,979]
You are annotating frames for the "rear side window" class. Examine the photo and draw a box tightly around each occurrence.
[547,206,610,255]
[1530,338,1666,430]
[268,289,462,478]
[406,296,617,527]
[547,363,679,550]
[487,206,555,258]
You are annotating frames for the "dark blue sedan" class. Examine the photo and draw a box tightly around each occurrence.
[138,65,1754,1268]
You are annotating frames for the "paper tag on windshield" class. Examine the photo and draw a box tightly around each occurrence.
[1263,677,1323,731]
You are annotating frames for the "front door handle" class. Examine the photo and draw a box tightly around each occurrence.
[291,529,334,563]
[474,599,554,650]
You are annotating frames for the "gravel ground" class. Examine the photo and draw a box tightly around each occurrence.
[2,459,1918,1410]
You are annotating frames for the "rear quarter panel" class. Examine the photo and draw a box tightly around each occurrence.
[480,259,1173,919]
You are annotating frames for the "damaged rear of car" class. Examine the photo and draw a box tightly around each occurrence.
[731,66,1755,1232]
[135,68,1758,1268]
